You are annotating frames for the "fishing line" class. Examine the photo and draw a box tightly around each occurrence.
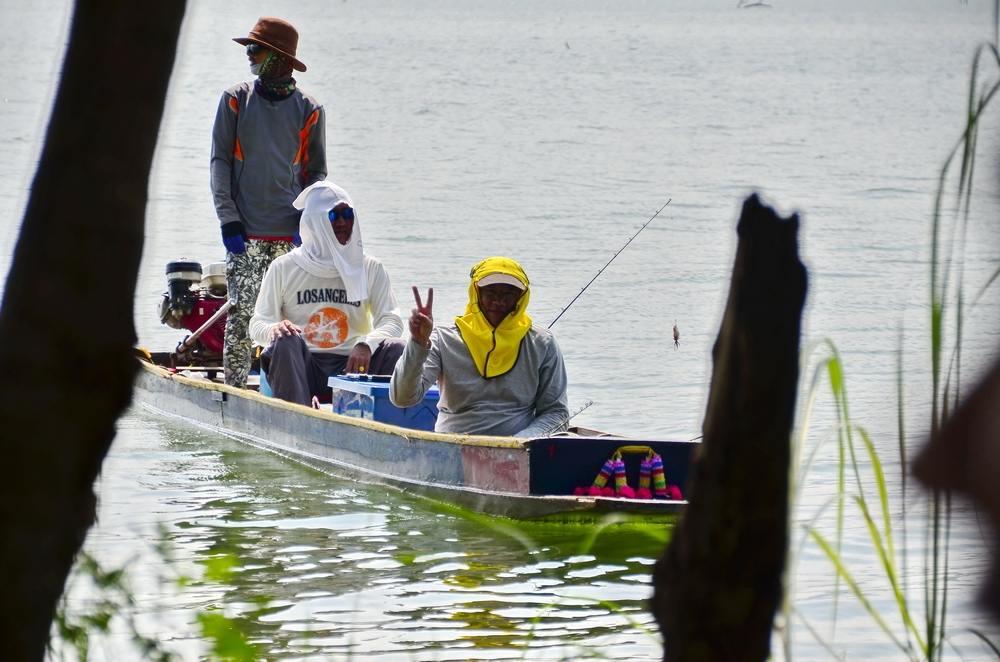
[547,198,671,329]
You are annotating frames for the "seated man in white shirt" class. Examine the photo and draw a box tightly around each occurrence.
[249,181,403,405]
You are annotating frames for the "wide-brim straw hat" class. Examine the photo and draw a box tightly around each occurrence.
[233,16,306,72]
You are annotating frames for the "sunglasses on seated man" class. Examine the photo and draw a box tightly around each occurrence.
[328,206,355,222]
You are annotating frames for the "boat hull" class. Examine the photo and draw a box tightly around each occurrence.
[132,359,696,521]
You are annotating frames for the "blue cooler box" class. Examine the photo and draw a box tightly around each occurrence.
[328,375,439,431]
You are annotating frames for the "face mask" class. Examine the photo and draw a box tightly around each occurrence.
[258,51,293,80]
[250,62,262,76]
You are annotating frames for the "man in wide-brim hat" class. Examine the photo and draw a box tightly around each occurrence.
[232,16,307,72]
[210,16,328,389]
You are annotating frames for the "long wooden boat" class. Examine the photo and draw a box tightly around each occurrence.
[132,351,698,522]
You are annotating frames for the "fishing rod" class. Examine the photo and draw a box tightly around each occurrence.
[547,198,671,329]
[542,399,595,436]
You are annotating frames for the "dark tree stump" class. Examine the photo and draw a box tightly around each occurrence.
[651,194,807,661]
[0,2,185,658]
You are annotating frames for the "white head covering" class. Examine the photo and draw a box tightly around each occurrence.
[289,181,367,302]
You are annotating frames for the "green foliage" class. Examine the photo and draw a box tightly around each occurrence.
[50,544,264,660]
[196,612,259,661]
[49,552,174,662]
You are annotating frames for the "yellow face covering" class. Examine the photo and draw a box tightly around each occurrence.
[455,257,532,378]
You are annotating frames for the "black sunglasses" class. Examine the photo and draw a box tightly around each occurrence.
[478,287,523,304]
[246,43,266,56]
[328,206,355,222]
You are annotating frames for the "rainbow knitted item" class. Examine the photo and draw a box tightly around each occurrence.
[573,446,681,500]
[613,456,635,498]
[593,457,614,488]
[637,456,653,500]
[651,454,668,498]
[613,457,627,491]
[579,457,616,496]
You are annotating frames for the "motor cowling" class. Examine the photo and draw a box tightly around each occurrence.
[200,261,227,298]
[164,260,202,319]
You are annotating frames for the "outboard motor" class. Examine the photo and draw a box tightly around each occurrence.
[164,260,202,320]
[159,259,229,364]
[200,261,228,298]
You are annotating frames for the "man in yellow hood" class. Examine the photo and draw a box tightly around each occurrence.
[389,257,569,437]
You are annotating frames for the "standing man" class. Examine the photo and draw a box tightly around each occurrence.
[211,16,327,387]
[390,257,569,437]
[249,181,404,406]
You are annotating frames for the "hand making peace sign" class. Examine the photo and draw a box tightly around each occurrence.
[410,286,434,348]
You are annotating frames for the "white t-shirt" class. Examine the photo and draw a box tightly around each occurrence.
[249,253,403,354]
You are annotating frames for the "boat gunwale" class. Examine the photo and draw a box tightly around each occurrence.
[136,358,529,449]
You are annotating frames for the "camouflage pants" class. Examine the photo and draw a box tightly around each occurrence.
[224,239,294,387]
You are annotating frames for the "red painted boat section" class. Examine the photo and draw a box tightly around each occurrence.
[461,445,530,493]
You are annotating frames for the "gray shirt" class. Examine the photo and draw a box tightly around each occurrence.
[390,324,569,438]
[210,82,327,236]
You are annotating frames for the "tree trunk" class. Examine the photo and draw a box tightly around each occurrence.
[651,194,807,661]
[0,2,185,658]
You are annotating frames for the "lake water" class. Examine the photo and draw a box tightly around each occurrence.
[3,0,1000,658]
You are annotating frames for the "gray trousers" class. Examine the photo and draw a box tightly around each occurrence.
[262,336,405,406]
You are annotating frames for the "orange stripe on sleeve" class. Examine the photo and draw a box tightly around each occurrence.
[228,96,242,160]
[292,109,321,174]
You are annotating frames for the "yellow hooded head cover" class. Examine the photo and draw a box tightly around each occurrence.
[455,257,532,378]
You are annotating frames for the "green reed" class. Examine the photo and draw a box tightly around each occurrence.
[784,4,1000,657]
[794,341,924,655]
[782,341,922,660]
[923,4,1000,657]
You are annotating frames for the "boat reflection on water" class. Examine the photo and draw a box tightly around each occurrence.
[88,416,667,659]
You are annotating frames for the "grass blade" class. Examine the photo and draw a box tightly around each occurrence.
[806,527,910,653]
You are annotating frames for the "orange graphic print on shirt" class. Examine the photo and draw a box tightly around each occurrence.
[303,307,349,349]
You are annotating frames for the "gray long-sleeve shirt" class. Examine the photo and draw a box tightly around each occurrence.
[389,325,569,438]
[210,81,327,236]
